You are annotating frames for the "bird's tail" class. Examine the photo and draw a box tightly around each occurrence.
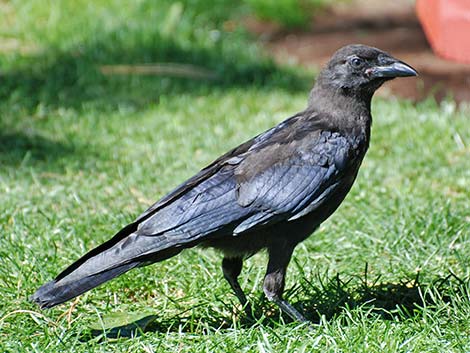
[31,223,182,309]
[31,262,140,309]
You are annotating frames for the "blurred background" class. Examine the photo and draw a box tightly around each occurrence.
[248,0,470,103]
[0,0,469,112]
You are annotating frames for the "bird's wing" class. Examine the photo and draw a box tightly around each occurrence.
[131,115,304,243]
[232,124,357,234]
[133,116,299,224]
[135,113,359,244]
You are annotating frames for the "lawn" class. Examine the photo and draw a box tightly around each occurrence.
[1,1,470,352]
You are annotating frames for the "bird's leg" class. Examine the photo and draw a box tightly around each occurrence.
[222,257,252,315]
[263,245,309,324]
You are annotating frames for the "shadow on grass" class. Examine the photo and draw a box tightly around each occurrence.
[0,130,99,172]
[0,131,75,161]
[0,30,309,113]
[290,268,463,323]
[80,270,469,340]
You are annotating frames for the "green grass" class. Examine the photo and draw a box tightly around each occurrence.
[1,1,470,352]
[243,0,331,28]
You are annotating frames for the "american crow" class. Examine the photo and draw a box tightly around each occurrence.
[32,44,417,323]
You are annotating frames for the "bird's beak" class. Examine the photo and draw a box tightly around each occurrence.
[368,61,418,78]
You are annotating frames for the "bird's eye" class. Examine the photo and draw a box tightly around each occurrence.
[350,57,363,68]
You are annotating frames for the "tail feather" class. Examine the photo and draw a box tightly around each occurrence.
[31,226,185,308]
[30,262,139,309]
[55,222,138,282]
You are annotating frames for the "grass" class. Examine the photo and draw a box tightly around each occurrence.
[243,0,331,28]
[1,1,470,352]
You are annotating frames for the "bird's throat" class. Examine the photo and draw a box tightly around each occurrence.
[308,84,372,137]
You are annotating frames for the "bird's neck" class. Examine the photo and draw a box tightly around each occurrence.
[307,83,372,139]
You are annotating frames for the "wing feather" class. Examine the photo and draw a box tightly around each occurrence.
[232,130,354,233]
[129,114,357,247]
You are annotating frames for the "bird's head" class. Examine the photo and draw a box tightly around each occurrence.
[316,44,417,96]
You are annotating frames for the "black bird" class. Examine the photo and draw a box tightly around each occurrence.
[32,44,417,323]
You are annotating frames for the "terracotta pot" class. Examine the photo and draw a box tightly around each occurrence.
[416,0,470,64]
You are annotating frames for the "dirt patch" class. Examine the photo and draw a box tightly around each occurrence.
[245,0,470,103]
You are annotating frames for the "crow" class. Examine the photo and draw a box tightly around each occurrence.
[31,44,417,323]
